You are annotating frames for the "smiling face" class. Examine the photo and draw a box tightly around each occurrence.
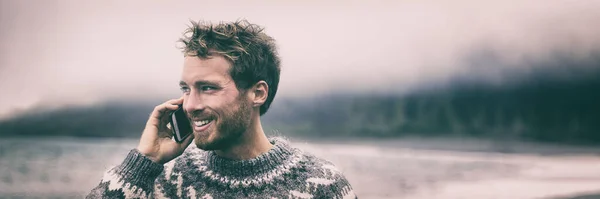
[179,55,253,151]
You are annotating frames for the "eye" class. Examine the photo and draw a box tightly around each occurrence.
[201,86,217,92]
[180,86,190,94]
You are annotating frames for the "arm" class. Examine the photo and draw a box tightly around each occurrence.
[86,149,164,199]
[86,97,194,199]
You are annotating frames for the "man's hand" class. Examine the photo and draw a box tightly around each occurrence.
[137,97,195,164]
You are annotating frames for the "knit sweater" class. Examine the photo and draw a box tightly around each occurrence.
[86,137,357,199]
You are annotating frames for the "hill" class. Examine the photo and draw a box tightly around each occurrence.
[1,51,599,145]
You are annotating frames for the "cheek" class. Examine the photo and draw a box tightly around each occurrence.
[208,92,241,108]
[203,97,229,110]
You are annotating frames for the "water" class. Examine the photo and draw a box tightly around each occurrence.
[1,137,600,199]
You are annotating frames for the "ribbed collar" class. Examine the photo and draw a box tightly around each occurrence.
[204,137,296,177]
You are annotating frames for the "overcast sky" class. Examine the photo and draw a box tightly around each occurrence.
[1,0,600,119]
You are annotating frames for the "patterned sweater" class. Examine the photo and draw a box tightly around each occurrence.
[86,137,357,199]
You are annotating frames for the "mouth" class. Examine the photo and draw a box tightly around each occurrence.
[192,118,213,133]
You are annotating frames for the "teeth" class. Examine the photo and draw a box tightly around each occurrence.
[194,120,211,127]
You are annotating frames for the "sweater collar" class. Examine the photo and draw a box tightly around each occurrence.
[204,137,296,177]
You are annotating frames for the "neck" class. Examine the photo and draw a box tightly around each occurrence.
[215,116,273,160]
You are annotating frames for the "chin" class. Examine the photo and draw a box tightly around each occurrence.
[193,139,211,150]
[193,132,218,150]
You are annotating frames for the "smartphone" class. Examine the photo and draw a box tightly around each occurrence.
[168,105,193,143]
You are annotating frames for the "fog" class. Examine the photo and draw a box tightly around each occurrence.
[1,0,600,119]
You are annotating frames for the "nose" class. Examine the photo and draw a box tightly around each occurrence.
[183,92,206,117]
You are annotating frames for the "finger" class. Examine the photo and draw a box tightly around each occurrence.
[178,133,195,151]
[149,102,180,120]
[167,97,184,105]
[164,103,179,111]
[147,104,165,126]
[159,100,183,126]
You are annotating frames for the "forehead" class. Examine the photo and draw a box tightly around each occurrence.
[181,55,232,83]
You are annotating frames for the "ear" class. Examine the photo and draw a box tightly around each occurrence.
[249,80,268,108]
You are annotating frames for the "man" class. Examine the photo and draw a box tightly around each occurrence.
[86,19,356,199]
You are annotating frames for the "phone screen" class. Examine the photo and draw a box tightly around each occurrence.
[169,105,193,143]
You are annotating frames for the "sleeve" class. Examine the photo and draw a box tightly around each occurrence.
[315,163,358,199]
[319,173,358,199]
[85,149,164,199]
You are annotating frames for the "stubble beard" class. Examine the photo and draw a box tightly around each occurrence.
[194,96,253,151]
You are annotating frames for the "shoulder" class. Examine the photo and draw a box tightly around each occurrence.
[271,136,349,180]
[300,152,344,176]
[292,146,357,199]
[297,151,349,182]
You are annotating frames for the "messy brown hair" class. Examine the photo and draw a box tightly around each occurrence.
[178,19,281,116]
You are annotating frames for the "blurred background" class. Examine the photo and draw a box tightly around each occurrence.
[1,0,600,198]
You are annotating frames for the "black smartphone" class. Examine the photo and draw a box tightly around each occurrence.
[168,105,193,143]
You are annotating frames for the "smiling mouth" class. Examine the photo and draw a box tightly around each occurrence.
[193,119,212,127]
[192,118,213,133]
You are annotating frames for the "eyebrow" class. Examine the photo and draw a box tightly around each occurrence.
[179,80,219,87]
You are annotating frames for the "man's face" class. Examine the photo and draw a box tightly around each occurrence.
[179,55,253,151]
